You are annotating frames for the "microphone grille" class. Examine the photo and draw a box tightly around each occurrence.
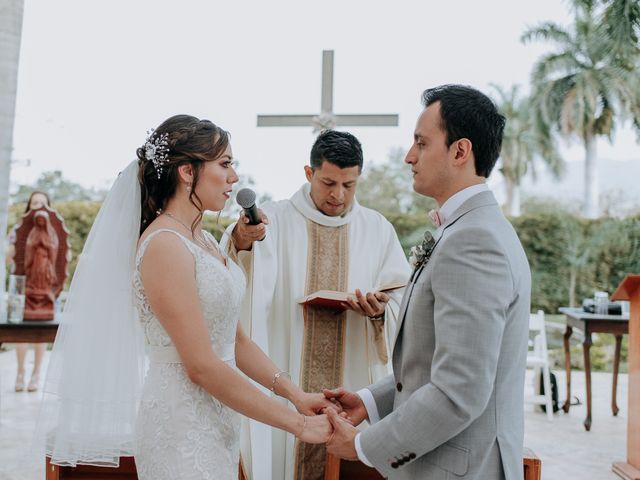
[236,188,256,209]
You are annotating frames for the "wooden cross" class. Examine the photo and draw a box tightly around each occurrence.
[257,50,398,132]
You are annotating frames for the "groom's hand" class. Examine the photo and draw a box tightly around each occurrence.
[325,408,358,461]
[323,387,368,426]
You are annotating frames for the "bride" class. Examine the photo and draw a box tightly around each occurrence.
[40,115,333,479]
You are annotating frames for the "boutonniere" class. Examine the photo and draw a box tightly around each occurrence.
[409,231,436,279]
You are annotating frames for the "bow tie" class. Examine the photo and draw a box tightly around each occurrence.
[428,209,443,227]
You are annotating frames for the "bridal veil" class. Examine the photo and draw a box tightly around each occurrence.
[35,160,145,467]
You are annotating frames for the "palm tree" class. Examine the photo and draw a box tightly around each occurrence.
[0,0,25,308]
[491,84,564,217]
[522,0,640,218]
[601,0,640,68]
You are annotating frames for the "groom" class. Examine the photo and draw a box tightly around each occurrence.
[323,85,531,480]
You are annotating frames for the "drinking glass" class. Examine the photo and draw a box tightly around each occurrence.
[7,274,26,324]
[594,291,609,315]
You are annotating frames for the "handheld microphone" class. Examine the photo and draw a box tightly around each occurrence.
[236,188,263,226]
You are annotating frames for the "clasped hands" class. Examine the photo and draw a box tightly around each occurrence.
[235,209,380,460]
[289,285,386,459]
[293,387,367,462]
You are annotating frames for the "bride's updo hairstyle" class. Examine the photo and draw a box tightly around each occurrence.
[137,114,230,234]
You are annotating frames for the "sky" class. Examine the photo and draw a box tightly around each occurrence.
[10,0,639,206]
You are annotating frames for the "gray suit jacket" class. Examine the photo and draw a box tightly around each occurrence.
[360,191,531,480]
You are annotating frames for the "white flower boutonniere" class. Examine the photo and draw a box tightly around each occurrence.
[409,243,426,269]
[410,231,436,279]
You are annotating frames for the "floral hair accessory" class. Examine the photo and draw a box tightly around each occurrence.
[144,129,170,179]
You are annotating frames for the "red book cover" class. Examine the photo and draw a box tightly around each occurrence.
[297,282,406,311]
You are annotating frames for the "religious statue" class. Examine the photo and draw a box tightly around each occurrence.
[13,206,69,320]
[24,210,59,318]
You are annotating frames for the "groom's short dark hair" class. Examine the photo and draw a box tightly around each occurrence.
[310,130,363,171]
[422,85,505,178]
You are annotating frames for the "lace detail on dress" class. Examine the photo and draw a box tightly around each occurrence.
[132,228,246,479]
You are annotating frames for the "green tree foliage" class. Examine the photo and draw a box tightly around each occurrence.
[601,0,640,68]
[11,170,107,203]
[356,147,436,217]
[511,205,640,312]
[356,147,437,254]
[522,0,640,218]
[490,84,564,216]
[512,210,580,312]
[584,216,640,293]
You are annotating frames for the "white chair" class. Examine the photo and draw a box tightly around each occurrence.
[526,310,554,420]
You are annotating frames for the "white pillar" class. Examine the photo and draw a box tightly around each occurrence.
[0,0,25,314]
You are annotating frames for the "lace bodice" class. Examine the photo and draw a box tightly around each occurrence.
[133,228,246,350]
[132,228,246,480]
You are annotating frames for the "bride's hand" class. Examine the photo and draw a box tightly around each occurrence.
[294,392,342,416]
[298,414,333,444]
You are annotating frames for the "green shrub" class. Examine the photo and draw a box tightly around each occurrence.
[9,199,638,369]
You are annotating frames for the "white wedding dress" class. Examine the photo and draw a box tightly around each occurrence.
[132,229,246,479]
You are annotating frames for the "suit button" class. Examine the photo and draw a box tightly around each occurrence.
[397,459,405,466]
[391,462,399,469]
[403,456,410,462]
[396,382,403,392]
[409,452,416,459]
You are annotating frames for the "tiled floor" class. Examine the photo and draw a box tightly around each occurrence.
[523,368,628,479]
[0,349,629,479]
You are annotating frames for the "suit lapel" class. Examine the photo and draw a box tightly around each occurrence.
[439,190,497,231]
[391,191,499,348]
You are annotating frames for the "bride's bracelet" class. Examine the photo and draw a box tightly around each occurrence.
[270,370,291,395]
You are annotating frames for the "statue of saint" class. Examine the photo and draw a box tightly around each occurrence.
[24,210,59,319]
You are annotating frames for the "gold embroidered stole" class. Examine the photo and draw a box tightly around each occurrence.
[294,220,349,480]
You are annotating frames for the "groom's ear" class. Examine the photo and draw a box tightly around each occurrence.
[451,138,473,167]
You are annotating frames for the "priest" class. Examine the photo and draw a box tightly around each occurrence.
[223,130,410,480]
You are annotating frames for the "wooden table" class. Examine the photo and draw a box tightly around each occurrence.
[559,307,629,431]
[0,319,59,347]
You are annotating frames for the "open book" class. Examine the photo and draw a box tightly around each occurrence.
[297,281,407,310]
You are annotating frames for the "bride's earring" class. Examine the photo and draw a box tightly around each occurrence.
[186,182,192,193]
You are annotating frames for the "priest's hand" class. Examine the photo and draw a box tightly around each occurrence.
[323,387,368,426]
[293,391,342,416]
[325,408,358,460]
[231,210,269,251]
[345,289,389,318]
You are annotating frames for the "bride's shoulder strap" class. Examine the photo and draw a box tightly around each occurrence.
[136,228,196,266]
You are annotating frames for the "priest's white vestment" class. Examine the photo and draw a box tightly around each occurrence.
[223,184,410,480]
